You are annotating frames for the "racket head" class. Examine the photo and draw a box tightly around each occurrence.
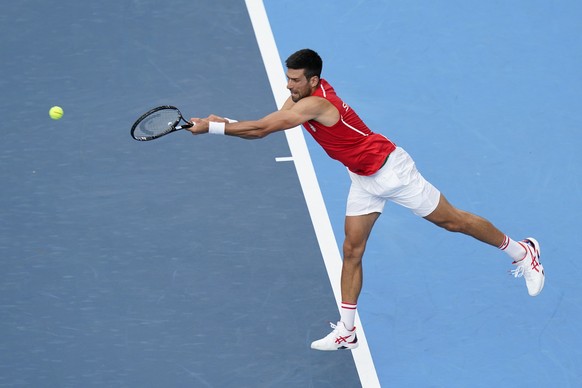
[131,105,190,141]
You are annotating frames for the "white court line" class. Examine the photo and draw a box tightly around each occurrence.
[275,156,294,162]
[245,1,381,387]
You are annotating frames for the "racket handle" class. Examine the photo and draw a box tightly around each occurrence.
[177,123,194,130]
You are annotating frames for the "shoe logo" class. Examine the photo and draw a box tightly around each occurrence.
[337,335,358,349]
[531,258,541,273]
[524,243,541,273]
[528,248,541,273]
[335,335,352,345]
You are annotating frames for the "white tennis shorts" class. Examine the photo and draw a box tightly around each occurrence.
[346,147,441,217]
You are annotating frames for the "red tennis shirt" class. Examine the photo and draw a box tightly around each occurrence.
[302,79,396,176]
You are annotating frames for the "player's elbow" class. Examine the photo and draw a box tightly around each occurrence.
[248,126,278,139]
[255,128,275,138]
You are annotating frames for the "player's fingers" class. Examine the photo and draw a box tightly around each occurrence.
[187,118,208,135]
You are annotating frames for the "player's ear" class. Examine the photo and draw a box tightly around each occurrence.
[309,75,320,88]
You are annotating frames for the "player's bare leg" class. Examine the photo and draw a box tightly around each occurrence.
[341,212,381,303]
[423,194,505,246]
[424,194,544,296]
[311,212,379,351]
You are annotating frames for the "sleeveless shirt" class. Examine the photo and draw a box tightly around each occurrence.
[303,79,396,176]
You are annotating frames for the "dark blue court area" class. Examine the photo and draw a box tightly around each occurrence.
[1,1,582,387]
[0,1,359,386]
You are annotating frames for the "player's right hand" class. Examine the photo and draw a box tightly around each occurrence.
[186,118,208,135]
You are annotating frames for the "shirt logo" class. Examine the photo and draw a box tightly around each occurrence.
[308,122,317,132]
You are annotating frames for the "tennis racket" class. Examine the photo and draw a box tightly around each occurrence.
[130,105,193,141]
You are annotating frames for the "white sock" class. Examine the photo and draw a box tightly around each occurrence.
[499,235,526,261]
[340,302,357,330]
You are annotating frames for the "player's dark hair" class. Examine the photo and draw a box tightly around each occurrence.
[285,49,323,80]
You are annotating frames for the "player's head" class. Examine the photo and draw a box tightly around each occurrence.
[285,49,322,102]
[286,49,322,79]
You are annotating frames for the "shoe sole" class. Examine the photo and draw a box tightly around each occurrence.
[524,237,545,296]
[311,342,359,351]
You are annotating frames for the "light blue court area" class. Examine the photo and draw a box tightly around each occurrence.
[265,0,582,386]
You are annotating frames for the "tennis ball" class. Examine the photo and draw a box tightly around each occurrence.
[49,106,64,120]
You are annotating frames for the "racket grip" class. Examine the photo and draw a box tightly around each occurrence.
[178,123,194,129]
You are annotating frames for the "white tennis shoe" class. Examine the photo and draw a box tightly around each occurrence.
[511,237,545,296]
[311,321,358,351]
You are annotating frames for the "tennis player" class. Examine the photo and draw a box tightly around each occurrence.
[186,49,545,351]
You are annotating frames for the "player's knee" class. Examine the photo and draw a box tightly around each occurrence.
[438,219,466,233]
[429,206,471,234]
[343,240,366,262]
[439,211,476,234]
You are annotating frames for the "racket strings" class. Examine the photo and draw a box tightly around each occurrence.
[134,109,180,138]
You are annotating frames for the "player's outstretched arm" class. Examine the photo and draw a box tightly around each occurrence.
[186,96,329,140]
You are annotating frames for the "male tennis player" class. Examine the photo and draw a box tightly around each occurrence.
[186,49,545,351]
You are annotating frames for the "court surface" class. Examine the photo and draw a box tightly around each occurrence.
[1,1,581,387]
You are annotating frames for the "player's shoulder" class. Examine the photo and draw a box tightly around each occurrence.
[294,95,333,113]
[280,95,334,120]
[280,95,321,111]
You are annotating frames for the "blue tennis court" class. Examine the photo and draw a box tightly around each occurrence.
[1,1,581,387]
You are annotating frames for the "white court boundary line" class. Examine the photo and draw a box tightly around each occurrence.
[245,1,380,387]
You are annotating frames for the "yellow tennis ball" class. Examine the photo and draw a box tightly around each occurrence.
[49,106,64,120]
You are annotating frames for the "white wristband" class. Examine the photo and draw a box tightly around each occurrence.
[208,121,226,135]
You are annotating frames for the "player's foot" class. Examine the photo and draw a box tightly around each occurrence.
[511,237,545,296]
[311,321,358,351]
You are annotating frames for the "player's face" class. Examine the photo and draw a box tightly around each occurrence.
[286,68,317,102]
